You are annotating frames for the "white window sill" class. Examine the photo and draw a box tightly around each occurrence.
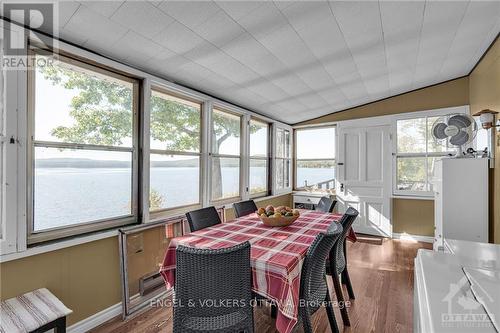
[391,195,435,201]
[0,229,119,263]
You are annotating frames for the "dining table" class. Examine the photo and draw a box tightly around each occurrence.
[160,209,357,333]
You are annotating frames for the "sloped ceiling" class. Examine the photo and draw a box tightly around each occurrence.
[4,1,500,123]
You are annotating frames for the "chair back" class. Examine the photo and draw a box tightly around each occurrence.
[316,197,337,213]
[329,207,359,275]
[300,223,343,312]
[174,242,253,332]
[233,200,258,218]
[185,207,221,232]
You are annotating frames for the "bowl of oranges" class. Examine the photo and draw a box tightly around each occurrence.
[256,205,300,227]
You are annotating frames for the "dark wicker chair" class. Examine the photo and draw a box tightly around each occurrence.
[185,207,221,232]
[326,207,359,327]
[316,196,337,213]
[299,221,343,333]
[233,200,258,218]
[173,242,254,333]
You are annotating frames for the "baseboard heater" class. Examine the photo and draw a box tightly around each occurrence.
[139,272,165,296]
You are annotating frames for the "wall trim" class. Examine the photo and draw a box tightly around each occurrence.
[0,229,118,263]
[392,232,434,244]
[67,302,122,333]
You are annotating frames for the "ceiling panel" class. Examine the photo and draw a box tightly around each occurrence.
[9,0,499,124]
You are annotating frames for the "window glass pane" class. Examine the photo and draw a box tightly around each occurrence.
[276,129,284,158]
[150,154,199,211]
[397,118,426,153]
[34,147,132,231]
[296,160,335,189]
[212,109,240,155]
[34,54,134,147]
[396,157,427,191]
[284,159,290,187]
[250,120,268,157]
[276,159,284,189]
[296,127,335,159]
[211,157,239,200]
[250,159,267,194]
[150,90,201,152]
[475,117,489,154]
[0,142,3,239]
[284,130,291,158]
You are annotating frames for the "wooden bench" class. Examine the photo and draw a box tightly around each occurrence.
[0,288,72,333]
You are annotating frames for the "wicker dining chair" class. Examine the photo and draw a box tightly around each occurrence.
[326,207,359,327]
[316,196,337,213]
[299,222,343,333]
[233,200,258,218]
[185,206,222,232]
[173,242,254,333]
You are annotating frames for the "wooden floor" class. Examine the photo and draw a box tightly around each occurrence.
[91,239,431,333]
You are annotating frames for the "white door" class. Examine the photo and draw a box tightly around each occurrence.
[336,123,392,237]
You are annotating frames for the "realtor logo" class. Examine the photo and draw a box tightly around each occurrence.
[441,276,494,329]
[1,1,58,70]
[2,2,57,55]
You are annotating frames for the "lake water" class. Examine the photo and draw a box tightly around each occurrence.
[34,167,334,231]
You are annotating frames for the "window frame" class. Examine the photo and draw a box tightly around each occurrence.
[148,87,203,215]
[26,48,141,244]
[392,107,468,198]
[248,117,271,199]
[294,125,336,191]
[209,106,243,204]
[273,125,292,194]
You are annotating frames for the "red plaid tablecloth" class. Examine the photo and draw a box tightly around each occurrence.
[160,210,356,333]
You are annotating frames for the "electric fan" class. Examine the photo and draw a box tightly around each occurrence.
[431,113,478,157]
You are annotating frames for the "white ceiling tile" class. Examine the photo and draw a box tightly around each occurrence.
[158,1,220,29]
[216,1,265,21]
[238,2,289,40]
[439,1,500,81]
[174,61,212,86]
[144,48,191,76]
[110,1,174,39]
[80,1,124,18]
[109,30,163,64]
[279,1,332,32]
[330,1,389,97]
[147,0,163,7]
[193,10,245,48]
[413,1,469,88]
[380,1,425,94]
[154,21,205,54]
[58,1,81,28]
[64,5,128,50]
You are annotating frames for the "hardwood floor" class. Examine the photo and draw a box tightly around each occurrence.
[91,239,431,333]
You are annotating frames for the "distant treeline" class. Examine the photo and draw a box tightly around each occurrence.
[36,158,253,168]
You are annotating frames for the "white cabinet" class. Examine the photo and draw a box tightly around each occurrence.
[292,192,334,210]
[432,158,489,251]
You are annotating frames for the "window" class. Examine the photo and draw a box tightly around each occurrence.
[28,50,139,243]
[0,75,4,240]
[150,89,201,211]
[275,128,291,191]
[395,115,456,196]
[249,119,269,197]
[211,108,241,201]
[295,127,335,192]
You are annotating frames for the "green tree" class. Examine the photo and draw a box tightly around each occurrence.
[39,60,257,200]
